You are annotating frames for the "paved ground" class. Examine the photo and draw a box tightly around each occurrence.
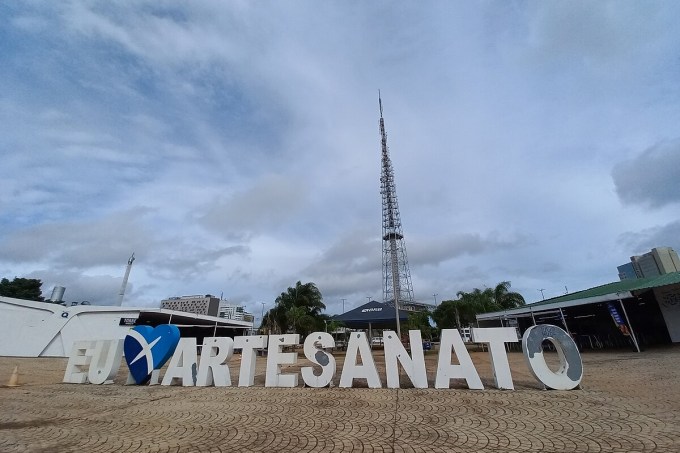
[2,345,680,452]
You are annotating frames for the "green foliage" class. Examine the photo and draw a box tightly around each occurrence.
[0,277,45,302]
[406,311,434,340]
[324,318,344,334]
[492,281,526,309]
[432,300,459,330]
[432,281,524,329]
[263,281,326,337]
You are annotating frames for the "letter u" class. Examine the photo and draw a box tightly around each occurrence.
[88,339,124,384]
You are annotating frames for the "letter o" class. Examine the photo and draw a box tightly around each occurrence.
[522,324,583,390]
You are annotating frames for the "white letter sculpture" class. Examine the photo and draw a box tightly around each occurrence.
[88,339,124,385]
[196,337,234,387]
[161,338,198,386]
[301,332,336,387]
[339,332,382,388]
[435,329,484,389]
[383,330,428,389]
[63,341,95,384]
[233,335,268,387]
[522,325,583,390]
[265,334,300,387]
[472,327,518,390]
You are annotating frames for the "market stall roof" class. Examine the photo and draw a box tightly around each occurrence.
[332,300,410,328]
[477,272,680,321]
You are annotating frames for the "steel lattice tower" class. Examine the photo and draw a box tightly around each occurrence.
[379,95,415,321]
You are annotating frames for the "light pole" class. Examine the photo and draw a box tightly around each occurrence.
[260,302,265,330]
[433,293,438,306]
[454,301,461,329]
[538,289,545,300]
[341,298,346,313]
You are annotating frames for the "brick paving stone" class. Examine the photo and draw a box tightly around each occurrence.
[1,346,680,452]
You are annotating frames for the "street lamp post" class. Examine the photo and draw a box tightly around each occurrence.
[260,302,265,331]
[538,289,545,300]
[341,298,346,313]
[433,293,438,306]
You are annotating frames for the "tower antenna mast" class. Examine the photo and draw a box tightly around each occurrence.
[379,93,414,338]
[116,252,135,306]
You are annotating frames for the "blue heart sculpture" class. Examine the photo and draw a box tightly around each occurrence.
[124,325,180,384]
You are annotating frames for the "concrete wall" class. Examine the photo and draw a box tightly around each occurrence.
[654,284,680,343]
[0,296,140,357]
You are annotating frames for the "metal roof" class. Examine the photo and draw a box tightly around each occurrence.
[332,300,410,328]
[0,296,252,328]
[477,272,680,321]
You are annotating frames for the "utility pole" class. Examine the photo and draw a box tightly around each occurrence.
[538,289,545,300]
[260,302,265,331]
[433,293,438,306]
[341,298,347,313]
[116,252,135,306]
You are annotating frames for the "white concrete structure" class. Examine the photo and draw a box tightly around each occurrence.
[0,296,251,357]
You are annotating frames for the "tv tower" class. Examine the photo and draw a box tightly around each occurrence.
[379,94,414,336]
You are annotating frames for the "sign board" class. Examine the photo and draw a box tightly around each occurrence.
[63,325,583,391]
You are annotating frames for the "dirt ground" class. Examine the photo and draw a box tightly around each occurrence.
[1,345,680,452]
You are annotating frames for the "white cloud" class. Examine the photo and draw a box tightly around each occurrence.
[612,139,680,209]
[1,2,679,311]
[619,221,680,255]
[198,174,310,240]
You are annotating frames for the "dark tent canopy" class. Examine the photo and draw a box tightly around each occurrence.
[332,300,410,329]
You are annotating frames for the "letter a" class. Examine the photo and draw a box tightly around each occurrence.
[434,329,483,389]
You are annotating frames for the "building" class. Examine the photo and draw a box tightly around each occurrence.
[0,296,252,357]
[160,295,220,316]
[218,301,254,323]
[619,247,680,280]
[477,272,680,351]
[400,300,436,312]
[617,262,637,280]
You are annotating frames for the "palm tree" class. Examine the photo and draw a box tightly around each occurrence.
[267,281,326,337]
[492,281,525,309]
[436,281,524,329]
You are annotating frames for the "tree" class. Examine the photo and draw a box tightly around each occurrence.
[432,298,477,330]
[264,281,326,337]
[492,281,526,309]
[406,311,434,340]
[0,277,45,301]
[433,281,524,329]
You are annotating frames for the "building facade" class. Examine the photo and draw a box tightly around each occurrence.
[619,247,680,280]
[617,262,638,280]
[160,295,220,316]
[218,301,254,323]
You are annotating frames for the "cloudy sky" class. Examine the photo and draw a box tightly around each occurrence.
[2,1,679,321]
